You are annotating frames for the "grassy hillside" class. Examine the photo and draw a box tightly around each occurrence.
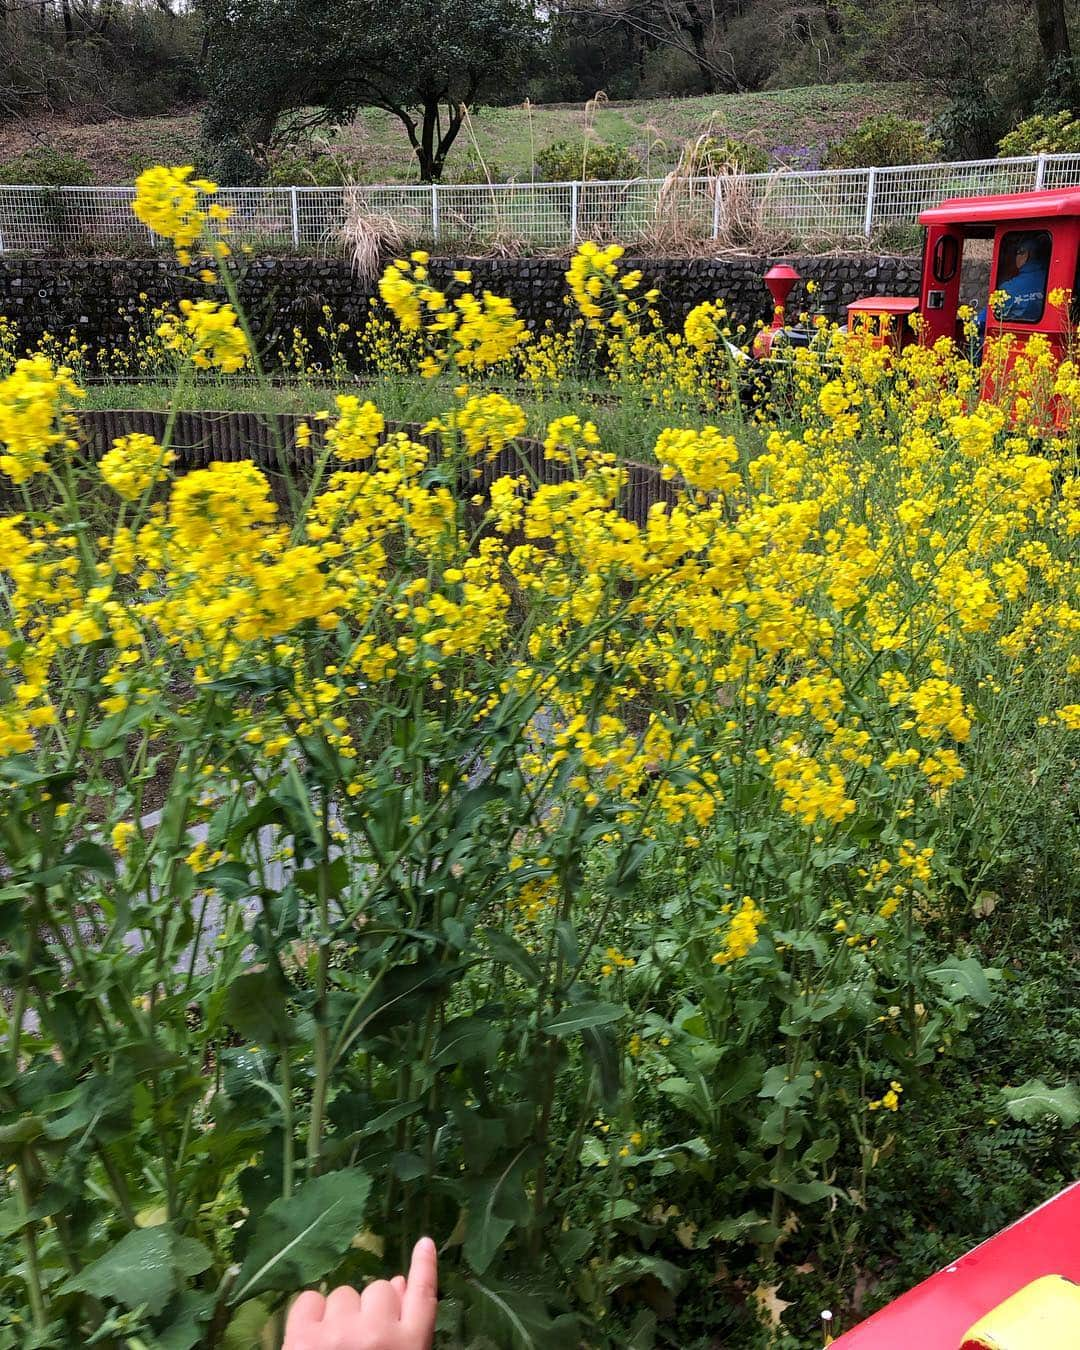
[0,82,931,185]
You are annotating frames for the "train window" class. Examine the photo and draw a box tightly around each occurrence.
[991,230,1051,325]
[932,235,959,283]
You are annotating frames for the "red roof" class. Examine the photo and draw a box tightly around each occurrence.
[846,297,919,313]
[920,186,1080,225]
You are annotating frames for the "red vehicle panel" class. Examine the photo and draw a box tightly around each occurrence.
[831,1183,1080,1347]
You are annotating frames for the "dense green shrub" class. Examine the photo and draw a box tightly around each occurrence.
[998,109,1080,156]
[536,138,642,182]
[823,114,943,169]
[267,152,352,187]
[931,99,998,161]
[0,150,94,187]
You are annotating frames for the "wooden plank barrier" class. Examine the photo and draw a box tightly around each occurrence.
[73,409,681,526]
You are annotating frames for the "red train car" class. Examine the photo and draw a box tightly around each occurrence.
[830,1182,1080,1348]
[756,186,1080,379]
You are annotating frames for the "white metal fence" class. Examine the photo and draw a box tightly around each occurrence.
[4,151,1080,254]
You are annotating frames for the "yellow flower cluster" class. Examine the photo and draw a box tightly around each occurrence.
[564,242,656,332]
[99,433,176,501]
[683,299,727,353]
[869,1081,904,1112]
[157,299,249,373]
[907,679,972,744]
[445,393,527,462]
[0,355,83,484]
[325,396,386,462]
[600,947,636,976]
[131,165,230,264]
[769,741,857,828]
[377,253,526,377]
[543,414,602,465]
[711,898,766,966]
[654,426,741,494]
[4,228,1080,1018]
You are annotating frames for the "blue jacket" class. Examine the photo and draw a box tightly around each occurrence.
[978,259,1048,330]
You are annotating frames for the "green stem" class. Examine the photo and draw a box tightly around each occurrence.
[16,1158,46,1333]
[306,793,333,1176]
[280,1050,295,1199]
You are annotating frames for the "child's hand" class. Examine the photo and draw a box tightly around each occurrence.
[283,1237,438,1350]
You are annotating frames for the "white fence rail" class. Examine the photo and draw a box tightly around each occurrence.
[4,152,1080,254]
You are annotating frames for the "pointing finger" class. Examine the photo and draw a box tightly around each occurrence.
[401,1236,438,1339]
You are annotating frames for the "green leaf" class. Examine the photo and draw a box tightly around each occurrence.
[802,1135,839,1164]
[627,1309,658,1350]
[480,929,542,985]
[431,1017,500,1069]
[758,1065,814,1107]
[540,1001,625,1037]
[225,969,296,1046]
[59,840,117,880]
[553,920,578,966]
[928,958,995,1006]
[351,957,463,1041]
[152,1290,216,1350]
[221,1300,272,1350]
[231,1170,371,1304]
[581,1024,621,1106]
[468,1278,578,1350]
[1002,1079,1080,1127]
[296,856,349,900]
[604,840,655,900]
[356,1099,424,1138]
[701,1211,770,1244]
[464,1147,532,1276]
[606,1253,687,1295]
[59,1227,211,1317]
[774,1178,839,1204]
[465,1211,514,1279]
[451,782,507,829]
[0,1116,43,1155]
[42,1068,132,1144]
[715,1057,765,1106]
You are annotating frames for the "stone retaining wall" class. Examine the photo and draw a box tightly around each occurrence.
[0,254,926,356]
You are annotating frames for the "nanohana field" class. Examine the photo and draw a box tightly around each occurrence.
[0,167,1077,1349]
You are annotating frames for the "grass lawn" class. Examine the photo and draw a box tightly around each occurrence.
[0,82,930,186]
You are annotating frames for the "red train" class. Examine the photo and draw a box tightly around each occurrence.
[831,1182,1080,1348]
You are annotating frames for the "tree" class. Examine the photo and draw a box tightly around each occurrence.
[1032,0,1076,105]
[559,0,747,93]
[201,0,544,182]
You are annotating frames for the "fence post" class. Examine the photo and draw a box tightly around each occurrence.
[431,184,440,244]
[570,180,579,247]
[712,179,722,240]
[863,167,877,239]
[1035,151,1048,191]
[289,187,300,249]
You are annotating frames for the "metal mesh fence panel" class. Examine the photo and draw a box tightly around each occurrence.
[214,188,293,250]
[870,158,1040,234]
[7,154,1080,253]
[0,186,152,253]
[1041,154,1080,189]
[436,183,572,248]
[743,169,871,244]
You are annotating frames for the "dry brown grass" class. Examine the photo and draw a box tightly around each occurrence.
[339,187,407,281]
